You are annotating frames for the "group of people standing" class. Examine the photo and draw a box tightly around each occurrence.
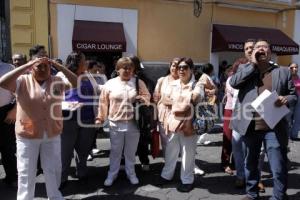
[0,38,299,200]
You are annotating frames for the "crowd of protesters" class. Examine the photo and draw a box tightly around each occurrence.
[0,39,299,200]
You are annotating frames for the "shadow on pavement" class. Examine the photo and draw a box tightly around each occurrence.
[81,194,160,200]
[0,182,17,200]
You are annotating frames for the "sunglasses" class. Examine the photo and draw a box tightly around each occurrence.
[177,65,189,70]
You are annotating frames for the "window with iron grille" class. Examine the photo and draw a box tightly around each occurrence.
[0,0,10,62]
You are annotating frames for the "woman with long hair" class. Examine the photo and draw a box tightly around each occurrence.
[153,57,180,157]
[59,51,97,188]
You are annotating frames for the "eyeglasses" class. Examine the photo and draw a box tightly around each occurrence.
[177,65,189,70]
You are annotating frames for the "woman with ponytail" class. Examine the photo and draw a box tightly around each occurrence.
[57,51,97,188]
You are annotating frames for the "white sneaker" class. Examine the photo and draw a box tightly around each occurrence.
[104,176,116,187]
[127,175,139,185]
[87,154,93,161]
[92,148,100,154]
[141,164,150,171]
[194,166,205,176]
[203,140,211,145]
[197,133,211,145]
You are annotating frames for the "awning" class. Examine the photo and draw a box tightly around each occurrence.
[72,20,126,52]
[212,24,299,55]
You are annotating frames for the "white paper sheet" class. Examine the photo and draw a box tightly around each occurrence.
[251,90,290,129]
[61,101,83,111]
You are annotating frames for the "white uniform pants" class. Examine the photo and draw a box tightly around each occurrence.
[107,121,140,179]
[16,135,63,200]
[161,132,197,184]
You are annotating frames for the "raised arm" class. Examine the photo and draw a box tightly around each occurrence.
[229,63,257,89]
[0,58,46,92]
[48,59,77,88]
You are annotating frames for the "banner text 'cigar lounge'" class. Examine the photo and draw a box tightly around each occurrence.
[75,43,124,52]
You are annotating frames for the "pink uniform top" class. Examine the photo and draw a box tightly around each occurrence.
[293,77,300,96]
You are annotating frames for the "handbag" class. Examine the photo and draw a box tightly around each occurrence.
[151,128,160,158]
[134,77,155,131]
[192,82,216,135]
[193,103,216,135]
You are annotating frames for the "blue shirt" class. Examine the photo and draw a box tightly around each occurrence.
[64,80,95,122]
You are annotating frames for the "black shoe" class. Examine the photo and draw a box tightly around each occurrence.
[78,176,88,184]
[235,178,245,189]
[154,176,172,187]
[177,183,194,193]
[291,137,300,141]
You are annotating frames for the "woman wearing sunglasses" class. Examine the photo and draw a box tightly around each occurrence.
[157,58,204,192]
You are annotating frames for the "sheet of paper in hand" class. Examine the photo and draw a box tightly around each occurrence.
[62,101,83,111]
[251,89,290,129]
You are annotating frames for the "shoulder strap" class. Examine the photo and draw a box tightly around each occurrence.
[135,76,139,95]
[192,81,197,89]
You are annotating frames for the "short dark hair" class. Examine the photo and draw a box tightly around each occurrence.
[221,60,228,66]
[179,57,194,69]
[170,57,181,67]
[254,38,270,46]
[29,45,45,59]
[244,38,256,44]
[128,55,142,73]
[202,63,214,75]
[165,57,182,75]
[12,53,26,59]
[288,62,298,67]
[65,51,85,74]
[86,60,98,70]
